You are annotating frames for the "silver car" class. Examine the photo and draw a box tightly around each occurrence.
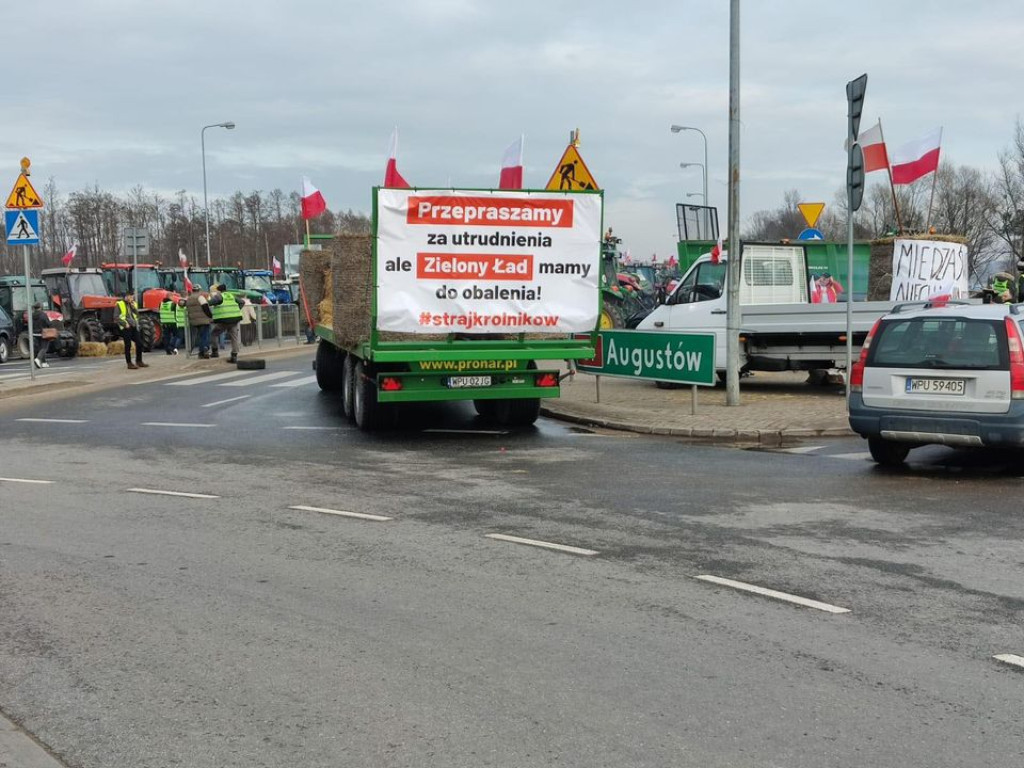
[848,301,1024,466]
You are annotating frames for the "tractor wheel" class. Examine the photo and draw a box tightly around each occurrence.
[77,317,105,343]
[17,332,30,358]
[599,302,624,329]
[137,314,157,352]
[341,354,357,421]
[58,335,79,359]
[0,336,9,364]
[315,341,345,391]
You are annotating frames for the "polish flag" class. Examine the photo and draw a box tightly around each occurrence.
[498,135,524,189]
[61,243,77,267]
[178,248,188,268]
[710,237,723,265]
[858,121,889,174]
[184,271,194,293]
[272,257,282,275]
[384,127,410,189]
[891,128,942,185]
[300,177,328,220]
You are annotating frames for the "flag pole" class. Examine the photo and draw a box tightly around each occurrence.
[925,128,942,231]
[878,119,903,234]
[304,218,310,248]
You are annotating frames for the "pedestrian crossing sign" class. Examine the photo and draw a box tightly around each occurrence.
[544,144,600,192]
[5,173,44,209]
[5,208,40,245]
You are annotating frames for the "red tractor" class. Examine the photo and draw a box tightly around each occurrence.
[40,267,157,349]
[101,263,182,349]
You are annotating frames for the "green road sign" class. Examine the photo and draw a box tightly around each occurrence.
[577,329,715,385]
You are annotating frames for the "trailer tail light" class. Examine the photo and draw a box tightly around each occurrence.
[535,373,558,388]
[1004,317,1024,399]
[850,317,883,393]
[381,377,403,392]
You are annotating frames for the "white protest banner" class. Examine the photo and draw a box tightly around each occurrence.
[890,238,969,301]
[375,189,602,334]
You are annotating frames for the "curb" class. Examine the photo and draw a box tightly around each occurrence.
[540,404,855,445]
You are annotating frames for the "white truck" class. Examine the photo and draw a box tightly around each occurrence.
[637,243,895,379]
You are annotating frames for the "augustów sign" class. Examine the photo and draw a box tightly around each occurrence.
[578,330,715,385]
[375,188,602,334]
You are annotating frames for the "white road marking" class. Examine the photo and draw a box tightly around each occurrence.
[16,418,89,424]
[830,452,873,461]
[166,370,252,386]
[220,371,298,387]
[270,375,317,388]
[994,653,1024,669]
[132,371,213,385]
[202,394,251,408]
[696,575,850,614]
[485,533,599,557]
[778,445,825,454]
[289,505,391,522]
[128,488,219,499]
[282,426,341,431]
[142,422,215,428]
[0,477,54,484]
[423,428,510,435]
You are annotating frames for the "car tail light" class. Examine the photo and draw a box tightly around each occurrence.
[1004,317,1024,399]
[381,377,403,391]
[850,317,883,392]
[535,373,558,388]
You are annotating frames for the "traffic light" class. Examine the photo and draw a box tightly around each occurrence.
[848,143,865,213]
[846,74,868,213]
[846,74,867,141]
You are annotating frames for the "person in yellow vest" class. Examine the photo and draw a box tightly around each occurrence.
[115,291,149,370]
[209,283,244,363]
[159,294,186,355]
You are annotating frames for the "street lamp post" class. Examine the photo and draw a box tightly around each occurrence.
[679,162,707,205]
[671,125,708,208]
[201,121,236,268]
[686,192,706,203]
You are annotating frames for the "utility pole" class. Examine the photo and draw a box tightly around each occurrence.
[725,0,742,406]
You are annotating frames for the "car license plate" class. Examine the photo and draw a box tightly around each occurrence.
[905,377,965,395]
[446,375,492,389]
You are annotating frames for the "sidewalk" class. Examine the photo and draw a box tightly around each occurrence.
[0,340,314,402]
[541,369,853,446]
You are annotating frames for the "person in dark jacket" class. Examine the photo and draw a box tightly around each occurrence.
[115,291,148,370]
[185,286,213,358]
[31,303,52,369]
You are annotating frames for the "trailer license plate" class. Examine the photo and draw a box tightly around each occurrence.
[906,377,965,395]
[447,375,492,389]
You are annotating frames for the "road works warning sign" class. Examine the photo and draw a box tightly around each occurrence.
[376,189,602,334]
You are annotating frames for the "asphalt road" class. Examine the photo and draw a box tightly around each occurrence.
[1,350,1022,767]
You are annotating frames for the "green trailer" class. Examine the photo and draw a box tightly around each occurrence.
[307,187,602,431]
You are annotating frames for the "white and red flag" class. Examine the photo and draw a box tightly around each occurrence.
[498,135,524,189]
[300,177,328,220]
[61,243,77,267]
[384,127,410,189]
[891,128,942,185]
[272,257,282,275]
[858,121,889,173]
[178,248,188,268]
[710,236,723,265]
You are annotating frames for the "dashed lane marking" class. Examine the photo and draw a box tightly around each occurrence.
[141,422,215,428]
[202,394,251,408]
[289,505,392,522]
[166,370,252,386]
[16,418,89,424]
[696,575,850,614]
[485,533,599,557]
[127,488,219,499]
[0,477,54,484]
[422,428,510,435]
[220,371,299,387]
[831,452,873,461]
[994,654,1024,669]
[778,445,826,454]
[283,426,342,431]
[270,375,317,388]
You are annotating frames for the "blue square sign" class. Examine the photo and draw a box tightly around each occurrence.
[5,208,40,245]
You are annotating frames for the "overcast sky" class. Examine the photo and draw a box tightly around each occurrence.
[6,0,1023,259]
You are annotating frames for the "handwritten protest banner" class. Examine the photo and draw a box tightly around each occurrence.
[889,238,968,301]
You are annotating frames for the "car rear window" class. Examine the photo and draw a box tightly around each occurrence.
[869,317,1008,370]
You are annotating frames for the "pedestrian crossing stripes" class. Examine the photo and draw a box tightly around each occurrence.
[220,371,298,387]
[270,375,317,388]
[161,368,320,391]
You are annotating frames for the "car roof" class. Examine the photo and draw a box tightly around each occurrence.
[884,301,1018,321]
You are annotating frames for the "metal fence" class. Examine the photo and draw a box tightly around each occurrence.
[182,303,307,356]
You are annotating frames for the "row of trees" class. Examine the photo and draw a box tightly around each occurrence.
[745,121,1024,287]
[0,182,371,276]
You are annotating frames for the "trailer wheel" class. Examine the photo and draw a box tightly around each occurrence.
[473,399,496,419]
[490,397,541,427]
[137,314,157,352]
[353,359,385,431]
[342,354,357,421]
[315,340,345,391]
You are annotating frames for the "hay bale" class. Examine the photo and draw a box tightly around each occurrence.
[332,235,374,348]
[299,249,332,325]
[78,341,107,357]
[867,233,969,300]
[106,339,125,356]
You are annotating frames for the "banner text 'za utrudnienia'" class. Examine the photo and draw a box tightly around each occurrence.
[375,189,602,334]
